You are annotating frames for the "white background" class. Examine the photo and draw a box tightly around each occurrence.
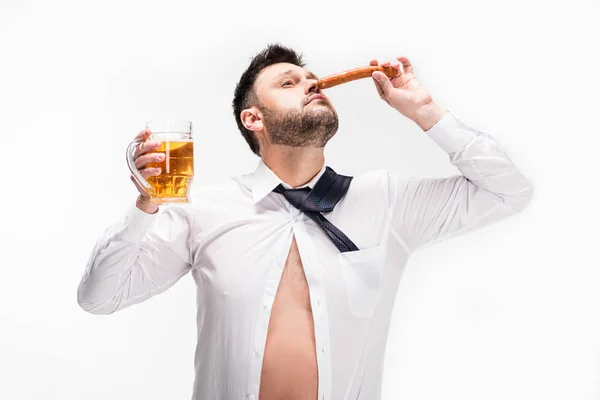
[1,0,599,399]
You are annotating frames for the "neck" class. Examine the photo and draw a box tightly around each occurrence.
[261,145,325,188]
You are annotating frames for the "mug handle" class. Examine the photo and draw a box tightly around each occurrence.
[126,137,157,197]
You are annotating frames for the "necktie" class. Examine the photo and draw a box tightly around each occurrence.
[273,166,359,253]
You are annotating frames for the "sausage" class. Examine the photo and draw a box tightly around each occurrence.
[317,65,397,89]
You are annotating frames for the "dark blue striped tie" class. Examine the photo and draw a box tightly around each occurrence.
[273,166,359,253]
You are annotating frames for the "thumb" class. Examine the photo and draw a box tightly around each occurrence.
[372,71,394,95]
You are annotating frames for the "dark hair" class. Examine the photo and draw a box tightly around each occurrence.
[232,43,305,156]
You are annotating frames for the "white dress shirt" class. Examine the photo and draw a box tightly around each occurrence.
[77,111,534,400]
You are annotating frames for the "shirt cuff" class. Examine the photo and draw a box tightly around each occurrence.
[425,111,478,154]
[121,203,160,243]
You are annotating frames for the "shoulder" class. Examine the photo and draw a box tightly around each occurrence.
[337,168,395,206]
[186,174,249,203]
[348,169,390,184]
[336,168,392,191]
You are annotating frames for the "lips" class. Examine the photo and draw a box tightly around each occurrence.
[307,94,327,104]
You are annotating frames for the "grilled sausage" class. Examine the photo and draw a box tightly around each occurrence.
[317,65,397,89]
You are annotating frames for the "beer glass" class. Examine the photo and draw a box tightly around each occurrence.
[126,120,194,204]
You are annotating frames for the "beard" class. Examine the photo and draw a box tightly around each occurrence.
[259,102,339,148]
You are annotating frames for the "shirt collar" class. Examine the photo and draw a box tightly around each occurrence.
[249,158,327,204]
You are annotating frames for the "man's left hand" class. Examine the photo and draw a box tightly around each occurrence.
[371,57,448,131]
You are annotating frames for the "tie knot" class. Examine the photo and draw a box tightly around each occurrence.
[273,184,331,213]
[269,168,358,253]
[274,185,311,194]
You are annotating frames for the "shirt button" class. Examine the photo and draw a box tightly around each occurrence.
[317,300,320,306]
[321,348,325,354]
[254,348,260,356]
[262,303,268,309]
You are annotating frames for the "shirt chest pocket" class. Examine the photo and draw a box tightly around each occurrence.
[337,244,386,318]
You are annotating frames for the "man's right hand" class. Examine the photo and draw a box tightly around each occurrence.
[130,129,164,214]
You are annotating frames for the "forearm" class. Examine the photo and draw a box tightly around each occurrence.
[77,205,192,315]
[439,117,534,211]
[77,207,158,315]
[393,111,534,251]
[77,237,144,315]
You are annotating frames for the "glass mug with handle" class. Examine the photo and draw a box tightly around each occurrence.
[126,120,194,204]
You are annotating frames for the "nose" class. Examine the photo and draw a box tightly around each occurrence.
[305,79,320,95]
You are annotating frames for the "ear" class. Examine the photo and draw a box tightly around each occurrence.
[241,107,264,132]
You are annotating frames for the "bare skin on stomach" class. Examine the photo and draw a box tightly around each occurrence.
[259,236,318,400]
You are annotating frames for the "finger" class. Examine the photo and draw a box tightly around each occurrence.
[372,71,394,97]
[396,56,414,75]
[389,61,402,78]
[369,59,379,66]
[372,76,385,97]
[134,128,151,141]
[140,167,162,179]
[134,140,162,159]
[135,152,165,170]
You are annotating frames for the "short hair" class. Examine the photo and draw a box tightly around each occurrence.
[232,43,305,156]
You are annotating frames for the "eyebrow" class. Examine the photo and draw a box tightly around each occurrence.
[273,69,319,82]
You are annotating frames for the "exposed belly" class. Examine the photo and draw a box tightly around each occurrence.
[259,237,318,400]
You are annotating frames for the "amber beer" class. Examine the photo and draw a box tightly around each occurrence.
[146,140,194,201]
[127,120,194,204]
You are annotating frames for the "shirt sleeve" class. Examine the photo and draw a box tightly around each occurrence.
[390,111,534,253]
[77,203,194,315]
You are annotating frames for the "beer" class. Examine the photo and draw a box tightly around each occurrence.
[146,140,194,203]
[127,120,194,204]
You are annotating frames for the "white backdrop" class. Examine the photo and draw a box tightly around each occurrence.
[1,0,599,399]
